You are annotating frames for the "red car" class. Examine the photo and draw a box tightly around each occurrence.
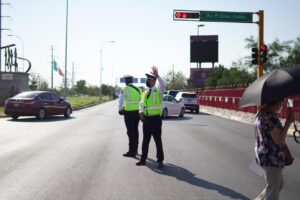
[4,91,72,120]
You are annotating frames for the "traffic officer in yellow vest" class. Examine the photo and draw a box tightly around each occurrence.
[136,66,165,167]
[119,75,141,157]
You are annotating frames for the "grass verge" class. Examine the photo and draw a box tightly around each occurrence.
[0,107,4,117]
[67,96,110,110]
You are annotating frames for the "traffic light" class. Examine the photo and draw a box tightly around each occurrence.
[260,44,268,64]
[251,47,258,65]
[173,10,200,20]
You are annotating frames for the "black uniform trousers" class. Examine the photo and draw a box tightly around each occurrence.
[141,115,164,162]
[123,110,140,154]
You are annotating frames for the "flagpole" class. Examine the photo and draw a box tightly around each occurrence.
[51,45,54,90]
[64,0,69,99]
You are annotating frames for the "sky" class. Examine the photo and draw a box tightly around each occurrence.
[1,0,300,88]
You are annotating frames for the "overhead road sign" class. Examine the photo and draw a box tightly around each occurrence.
[173,10,253,23]
[200,11,253,23]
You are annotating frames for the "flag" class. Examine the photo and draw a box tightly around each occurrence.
[53,60,58,71]
[53,60,64,77]
[58,68,64,77]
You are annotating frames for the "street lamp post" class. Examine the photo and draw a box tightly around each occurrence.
[99,40,115,99]
[7,34,24,71]
[64,0,69,99]
[197,24,205,68]
[197,24,205,35]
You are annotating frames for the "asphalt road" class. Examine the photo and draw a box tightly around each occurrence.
[0,100,299,200]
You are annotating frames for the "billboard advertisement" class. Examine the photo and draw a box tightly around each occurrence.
[190,35,218,63]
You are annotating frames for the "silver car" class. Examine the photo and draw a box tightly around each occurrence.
[162,95,185,118]
[175,92,199,113]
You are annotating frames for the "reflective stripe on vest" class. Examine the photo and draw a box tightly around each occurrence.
[123,86,140,111]
[143,88,162,116]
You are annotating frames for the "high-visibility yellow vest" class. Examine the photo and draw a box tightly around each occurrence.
[123,85,141,111]
[141,88,162,116]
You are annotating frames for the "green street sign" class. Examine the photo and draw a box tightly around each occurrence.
[200,11,253,23]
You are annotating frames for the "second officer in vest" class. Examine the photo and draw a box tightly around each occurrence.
[136,66,165,167]
[119,75,141,157]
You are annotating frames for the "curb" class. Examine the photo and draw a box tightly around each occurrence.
[200,106,296,137]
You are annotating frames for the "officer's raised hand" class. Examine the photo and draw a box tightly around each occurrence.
[151,66,159,77]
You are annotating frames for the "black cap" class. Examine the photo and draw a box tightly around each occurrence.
[145,73,156,80]
[123,75,133,78]
[123,75,133,85]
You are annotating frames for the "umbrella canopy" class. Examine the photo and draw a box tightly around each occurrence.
[239,66,300,108]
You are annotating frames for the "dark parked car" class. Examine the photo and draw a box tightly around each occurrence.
[4,91,72,120]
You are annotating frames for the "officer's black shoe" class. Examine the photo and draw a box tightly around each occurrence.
[136,160,146,166]
[157,161,164,168]
[123,152,136,157]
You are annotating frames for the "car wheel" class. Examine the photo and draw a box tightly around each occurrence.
[64,107,72,118]
[195,108,199,114]
[11,115,19,120]
[37,108,46,119]
[162,108,168,119]
[179,108,185,117]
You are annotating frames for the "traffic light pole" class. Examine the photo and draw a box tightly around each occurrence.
[257,10,264,78]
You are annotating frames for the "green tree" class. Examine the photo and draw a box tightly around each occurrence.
[205,65,225,88]
[205,65,255,88]
[75,80,87,94]
[164,70,187,90]
[101,84,114,96]
[39,80,49,91]
[29,73,38,91]
[282,36,300,67]
[29,73,49,91]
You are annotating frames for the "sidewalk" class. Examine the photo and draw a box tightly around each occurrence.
[200,105,297,136]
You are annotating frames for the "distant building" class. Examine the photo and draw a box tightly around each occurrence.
[189,68,214,88]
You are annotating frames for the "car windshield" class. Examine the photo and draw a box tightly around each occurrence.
[169,91,180,97]
[13,92,38,98]
[182,93,197,98]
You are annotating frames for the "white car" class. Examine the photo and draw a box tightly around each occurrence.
[162,95,185,118]
[175,92,199,113]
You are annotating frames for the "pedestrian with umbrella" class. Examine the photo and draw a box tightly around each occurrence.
[239,66,300,200]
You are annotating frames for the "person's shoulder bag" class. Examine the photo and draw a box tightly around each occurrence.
[285,143,294,166]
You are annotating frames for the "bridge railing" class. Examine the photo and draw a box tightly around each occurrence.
[196,87,300,122]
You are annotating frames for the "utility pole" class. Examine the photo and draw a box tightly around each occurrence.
[64,0,69,99]
[0,1,12,71]
[72,62,74,88]
[51,45,54,90]
[0,0,2,71]
[172,64,175,88]
[257,10,264,78]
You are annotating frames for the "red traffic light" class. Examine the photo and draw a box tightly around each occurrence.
[175,12,184,18]
[173,10,200,20]
[261,44,267,52]
[260,44,268,64]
